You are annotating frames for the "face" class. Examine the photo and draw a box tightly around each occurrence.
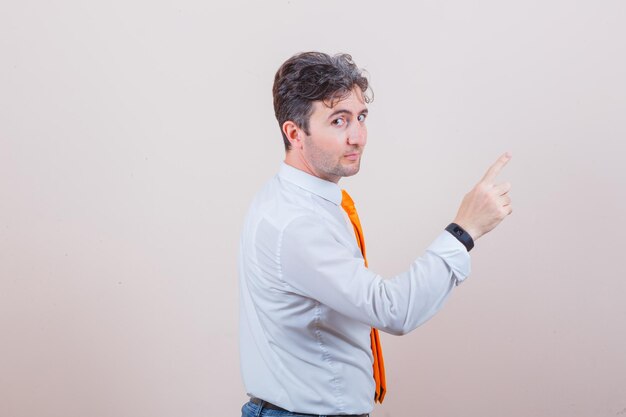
[292,87,368,183]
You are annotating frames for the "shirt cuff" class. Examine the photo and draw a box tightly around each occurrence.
[426,230,472,285]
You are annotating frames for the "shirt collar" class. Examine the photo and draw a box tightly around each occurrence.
[278,162,343,206]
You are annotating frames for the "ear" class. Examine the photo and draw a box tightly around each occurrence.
[282,121,305,150]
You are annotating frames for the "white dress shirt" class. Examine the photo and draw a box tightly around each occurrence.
[238,163,471,415]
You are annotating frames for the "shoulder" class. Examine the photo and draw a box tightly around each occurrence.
[242,176,328,247]
[248,176,325,227]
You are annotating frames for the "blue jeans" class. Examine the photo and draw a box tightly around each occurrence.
[240,400,369,417]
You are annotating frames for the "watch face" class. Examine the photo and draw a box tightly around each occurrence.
[446,223,473,251]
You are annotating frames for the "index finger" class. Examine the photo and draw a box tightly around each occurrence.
[481,152,512,184]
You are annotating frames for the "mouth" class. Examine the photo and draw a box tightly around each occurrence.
[344,152,360,161]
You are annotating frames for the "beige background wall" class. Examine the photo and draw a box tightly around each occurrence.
[1,1,625,416]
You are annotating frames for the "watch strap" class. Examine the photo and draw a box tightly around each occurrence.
[445,223,474,252]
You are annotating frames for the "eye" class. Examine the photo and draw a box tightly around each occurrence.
[331,118,346,127]
[357,114,367,122]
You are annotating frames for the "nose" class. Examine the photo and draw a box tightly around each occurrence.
[347,123,367,146]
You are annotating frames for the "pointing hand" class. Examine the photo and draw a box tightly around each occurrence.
[452,152,513,241]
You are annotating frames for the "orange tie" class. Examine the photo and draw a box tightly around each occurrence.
[341,189,387,403]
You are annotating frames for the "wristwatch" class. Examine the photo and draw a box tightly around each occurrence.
[445,223,474,252]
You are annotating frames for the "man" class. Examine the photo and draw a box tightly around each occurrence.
[238,52,513,417]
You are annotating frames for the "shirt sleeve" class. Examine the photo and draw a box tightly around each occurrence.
[279,214,471,336]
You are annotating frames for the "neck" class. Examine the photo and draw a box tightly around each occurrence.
[284,152,340,183]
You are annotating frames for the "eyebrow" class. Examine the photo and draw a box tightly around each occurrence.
[327,108,369,120]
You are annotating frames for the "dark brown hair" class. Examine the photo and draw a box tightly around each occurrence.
[272,52,372,151]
